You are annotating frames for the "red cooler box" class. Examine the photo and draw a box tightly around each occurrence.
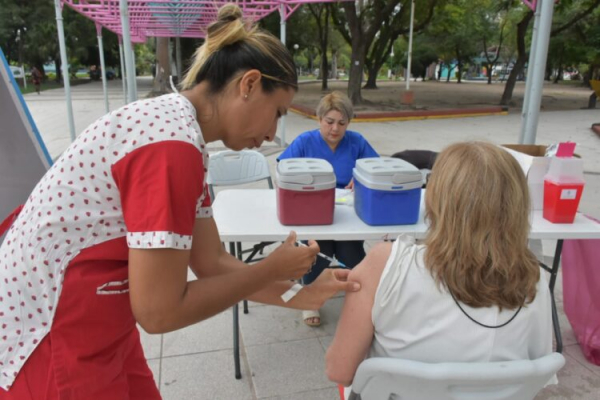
[276,158,336,225]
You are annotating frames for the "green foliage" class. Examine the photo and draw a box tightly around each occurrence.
[547,0,600,80]
[0,0,154,79]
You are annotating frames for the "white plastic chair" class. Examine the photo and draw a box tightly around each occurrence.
[207,150,274,380]
[207,150,273,199]
[207,149,275,268]
[348,353,565,400]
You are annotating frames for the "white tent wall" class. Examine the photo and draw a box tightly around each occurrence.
[0,48,52,243]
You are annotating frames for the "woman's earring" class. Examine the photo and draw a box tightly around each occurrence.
[244,94,248,99]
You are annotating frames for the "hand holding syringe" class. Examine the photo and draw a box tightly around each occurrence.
[296,241,348,269]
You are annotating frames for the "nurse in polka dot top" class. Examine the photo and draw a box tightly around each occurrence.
[0,5,360,399]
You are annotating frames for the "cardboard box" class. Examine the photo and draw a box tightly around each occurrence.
[502,144,550,210]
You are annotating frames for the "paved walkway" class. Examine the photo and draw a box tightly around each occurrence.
[22,78,600,399]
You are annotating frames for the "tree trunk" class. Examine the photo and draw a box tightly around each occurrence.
[54,58,62,83]
[153,37,170,94]
[321,49,329,90]
[500,11,534,106]
[446,65,455,82]
[486,63,493,84]
[545,63,552,81]
[331,50,338,79]
[553,64,563,84]
[553,47,564,84]
[348,41,367,104]
[364,63,379,89]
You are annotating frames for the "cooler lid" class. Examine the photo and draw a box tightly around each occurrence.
[277,158,335,185]
[355,157,422,185]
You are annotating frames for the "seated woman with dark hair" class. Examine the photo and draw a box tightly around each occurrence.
[325,142,553,395]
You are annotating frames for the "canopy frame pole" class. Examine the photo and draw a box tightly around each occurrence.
[96,23,110,113]
[279,4,287,147]
[53,0,76,142]
[119,0,137,103]
[519,0,555,144]
[118,36,127,105]
[406,0,415,90]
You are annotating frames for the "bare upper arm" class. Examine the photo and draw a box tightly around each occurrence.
[129,247,190,333]
[325,241,393,386]
[189,217,227,278]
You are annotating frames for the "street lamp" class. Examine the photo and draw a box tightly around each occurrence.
[15,27,27,88]
[293,44,301,76]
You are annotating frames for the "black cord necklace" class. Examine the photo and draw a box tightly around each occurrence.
[448,290,523,329]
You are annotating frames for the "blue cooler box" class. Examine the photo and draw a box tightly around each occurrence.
[353,157,423,225]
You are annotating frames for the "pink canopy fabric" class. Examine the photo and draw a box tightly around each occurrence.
[62,0,337,42]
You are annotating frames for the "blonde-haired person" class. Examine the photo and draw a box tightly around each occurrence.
[277,91,378,327]
[0,5,360,399]
[326,142,553,396]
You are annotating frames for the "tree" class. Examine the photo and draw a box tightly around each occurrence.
[362,0,438,89]
[427,0,480,83]
[152,37,170,94]
[499,6,533,105]
[308,4,331,90]
[500,0,600,105]
[475,0,510,84]
[0,0,124,83]
[330,0,404,104]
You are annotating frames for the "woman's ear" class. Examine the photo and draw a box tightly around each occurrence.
[239,69,262,99]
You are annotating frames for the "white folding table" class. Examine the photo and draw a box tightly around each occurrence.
[213,189,600,378]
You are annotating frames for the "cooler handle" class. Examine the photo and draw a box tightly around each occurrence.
[392,173,423,185]
[278,174,314,185]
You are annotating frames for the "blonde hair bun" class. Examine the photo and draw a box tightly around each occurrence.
[217,3,243,22]
[181,3,297,92]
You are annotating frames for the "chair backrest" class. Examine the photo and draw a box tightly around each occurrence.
[350,353,565,400]
[207,150,273,199]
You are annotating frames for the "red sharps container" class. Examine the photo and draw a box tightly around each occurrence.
[276,158,336,225]
[543,157,585,224]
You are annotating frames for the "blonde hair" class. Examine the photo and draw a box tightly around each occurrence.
[181,4,297,94]
[424,142,539,310]
[316,91,354,122]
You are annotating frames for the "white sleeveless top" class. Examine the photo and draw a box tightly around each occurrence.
[370,235,553,363]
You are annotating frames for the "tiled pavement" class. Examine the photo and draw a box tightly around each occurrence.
[22,77,600,399]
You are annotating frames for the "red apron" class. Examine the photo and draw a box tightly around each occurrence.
[1,210,161,400]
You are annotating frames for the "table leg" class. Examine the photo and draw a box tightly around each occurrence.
[540,239,564,353]
[234,242,250,314]
[230,242,242,379]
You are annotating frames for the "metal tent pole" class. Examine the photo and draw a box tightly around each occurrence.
[519,2,541,143]
[119,0,137,103]
[520,0,555,144]
[406,0,415,90]
[118,36,127,105]
[131,45,138,98]
[279,4,287,147]
[176,37,183,83]
[53,0,76,142]
[96,23,109,113]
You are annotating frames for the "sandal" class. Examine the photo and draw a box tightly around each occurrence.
[302,309,321,327]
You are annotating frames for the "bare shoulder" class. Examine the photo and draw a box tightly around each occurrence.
[349,242,394,289]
